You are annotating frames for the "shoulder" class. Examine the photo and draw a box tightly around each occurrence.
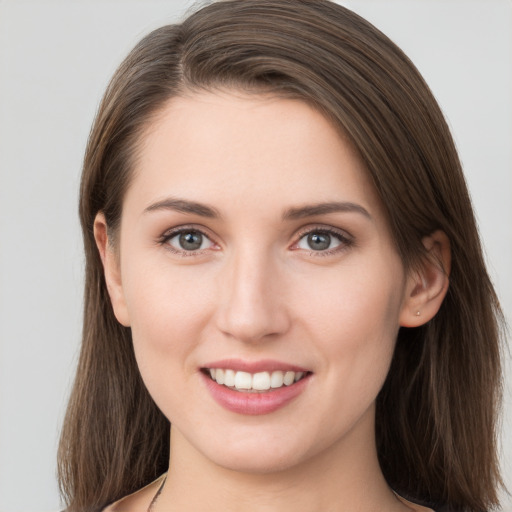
[101,473,166,512]
[394,493,437,512]
[397,493,459,512]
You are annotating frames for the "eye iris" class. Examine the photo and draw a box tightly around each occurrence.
[307,232,330,250]
[179,231,203,250]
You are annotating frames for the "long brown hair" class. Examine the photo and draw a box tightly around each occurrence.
[58,1,505,510]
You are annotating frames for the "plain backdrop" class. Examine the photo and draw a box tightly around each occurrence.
[0,1,511,511]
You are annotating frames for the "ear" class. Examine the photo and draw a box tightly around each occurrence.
[399,230,451,327]
[93,212,131,327]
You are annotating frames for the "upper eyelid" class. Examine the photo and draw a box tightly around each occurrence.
[294,224,353,240]
[160,224,215,240]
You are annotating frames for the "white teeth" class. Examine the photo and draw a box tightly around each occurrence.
[210,368,307,391]
[252,371,271,391]
[234,371,252,390]
[215,368,225,385]
[270,370,284,388]
[283,371,295,386]
[224,369,236,387]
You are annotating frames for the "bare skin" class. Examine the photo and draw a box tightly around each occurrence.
[105,470,434,512]
[97,91,449,512]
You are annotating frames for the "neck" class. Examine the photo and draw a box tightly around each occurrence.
[155,411,409,512]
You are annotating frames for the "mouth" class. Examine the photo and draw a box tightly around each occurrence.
[201,360,312,414]
[201,368,311,393]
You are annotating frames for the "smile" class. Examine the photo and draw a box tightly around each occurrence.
[206,368,307,392]
[201,359,312,414]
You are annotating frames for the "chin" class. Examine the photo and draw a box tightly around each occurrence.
[212,449,303,475]
[193,428,315,475]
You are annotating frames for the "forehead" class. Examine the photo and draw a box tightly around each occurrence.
[127,90,382,219]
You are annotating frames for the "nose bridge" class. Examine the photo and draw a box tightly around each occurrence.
[216,242,289,342]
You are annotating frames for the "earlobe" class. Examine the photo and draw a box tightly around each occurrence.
[400,230,451,327]
[93,213,131,327]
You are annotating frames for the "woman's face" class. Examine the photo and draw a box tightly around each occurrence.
[104,90,416,473]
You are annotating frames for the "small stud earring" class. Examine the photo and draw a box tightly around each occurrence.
[415,311,421,316]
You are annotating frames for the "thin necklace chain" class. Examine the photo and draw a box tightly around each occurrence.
[146,477,417,512]
[147,475,167,512]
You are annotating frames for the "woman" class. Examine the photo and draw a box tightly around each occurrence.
[57,1,505,511]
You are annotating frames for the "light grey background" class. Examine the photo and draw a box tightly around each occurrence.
[0,1,510,511]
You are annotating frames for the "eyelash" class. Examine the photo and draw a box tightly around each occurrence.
[157,225,217,257]
[293,226,354,257]
[157,225,354,257]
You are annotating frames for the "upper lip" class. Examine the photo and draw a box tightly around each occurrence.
[201,358,310,373]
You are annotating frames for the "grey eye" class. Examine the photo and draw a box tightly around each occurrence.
[168,230,212,251]
[307,233,331,251]
[297,231,343,251]
[179,231,203,250]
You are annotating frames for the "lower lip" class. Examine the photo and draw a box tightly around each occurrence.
[202,372,310,415]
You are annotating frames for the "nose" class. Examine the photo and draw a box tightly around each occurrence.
[215,248,290,343]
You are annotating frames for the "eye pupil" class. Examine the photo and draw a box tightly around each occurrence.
[179,231,203,250]
[307,232,330,250]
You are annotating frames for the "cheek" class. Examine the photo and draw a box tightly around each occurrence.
[296,258,404,386]
[297,257,404,334]
[122,259,217,379]
[123,264,221,424]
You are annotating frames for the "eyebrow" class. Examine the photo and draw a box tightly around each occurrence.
[144,198,220,218]
[143,198,371,221]
[282,201,371,220]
